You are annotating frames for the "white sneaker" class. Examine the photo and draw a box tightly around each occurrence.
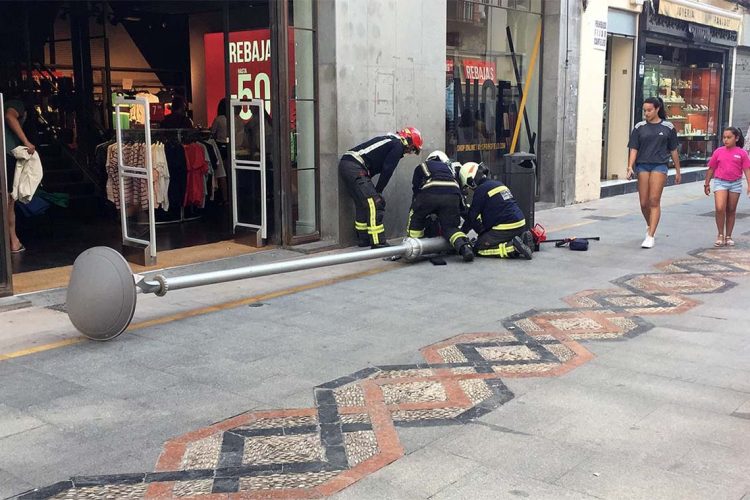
[641,235,655,248]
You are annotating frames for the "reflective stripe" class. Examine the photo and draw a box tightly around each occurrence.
[409,229,425,238]
[422,180,460,190]
[344,137,393,166]
[367,197,380,244]
[406,209,414,231]
[478,242,515,258]
[449,231,466,246]
[488,185,510,197]
[492,219,525,231]
[354,221,368,231]
[420,162,430,177]
[368,224,384,234]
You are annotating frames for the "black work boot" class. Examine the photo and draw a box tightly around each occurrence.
[521,230,535,252]
[371,240,391,249]
[458,242,475,262]
[512,236,533,260]
[356,231,370,247]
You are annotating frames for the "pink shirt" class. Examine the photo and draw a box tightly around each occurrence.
[708,146,750,181]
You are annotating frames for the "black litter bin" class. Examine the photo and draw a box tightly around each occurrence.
[497,152,536,229]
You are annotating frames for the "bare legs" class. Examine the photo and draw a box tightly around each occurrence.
[637,171,667,237]
[714,189,740,241]
[8,197,22,252]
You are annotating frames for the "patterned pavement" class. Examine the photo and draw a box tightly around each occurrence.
[19,245,750,499]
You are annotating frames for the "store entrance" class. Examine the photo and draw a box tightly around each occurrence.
[1,1,276,279]
[641,42,725,167]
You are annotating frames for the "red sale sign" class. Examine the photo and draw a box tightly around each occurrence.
[462,59,496,82]
[204,29,295,125]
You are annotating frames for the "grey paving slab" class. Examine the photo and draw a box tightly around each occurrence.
[0,468,33,499]
[366,446,479,498]
[554,451,747,500]
[434,423,592,484]
[332,474,423,500]
[430,465,599,500]
[636,404,750,451]
[0,361,85,410]
[665,439,750,489]
[562,360,750,415]
[0,404,46,439]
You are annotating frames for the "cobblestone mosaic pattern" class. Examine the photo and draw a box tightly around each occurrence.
[19,246,750,499]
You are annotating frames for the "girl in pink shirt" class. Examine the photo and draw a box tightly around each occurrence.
[704,127,750,247]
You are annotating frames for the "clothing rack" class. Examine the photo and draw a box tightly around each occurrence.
[120,127,212,225]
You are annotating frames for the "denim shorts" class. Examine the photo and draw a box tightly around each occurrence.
[713,177,743,193]
[635,163,668,175]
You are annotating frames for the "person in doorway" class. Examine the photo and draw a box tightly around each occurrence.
[4,96,34,253]
[703,126,750,247]
[339,127,423,248]
[626,96,681,249]
[161,96,194,129]
[209,98,229,204]
[458,161,533,260]
[407,150,474,262]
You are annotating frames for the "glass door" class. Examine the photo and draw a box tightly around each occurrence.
[0,93,13,296]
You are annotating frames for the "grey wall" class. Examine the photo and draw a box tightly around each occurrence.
[539,0,580,205]
[317,0,446,245]
[733,47,750,133]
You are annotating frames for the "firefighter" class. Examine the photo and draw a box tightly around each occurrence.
[407,150,474,262]
[339,127,423,248]
[458,162,534,260]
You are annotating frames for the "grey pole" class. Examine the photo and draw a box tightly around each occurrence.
[67,238,450,341]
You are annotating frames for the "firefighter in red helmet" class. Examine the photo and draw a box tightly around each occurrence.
[339,127,423,248]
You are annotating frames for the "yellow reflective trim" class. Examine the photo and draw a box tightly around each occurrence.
[408,229,425,238]
[421,162,430,177]
[478,242,514,258]
[354,221,368,230]
[488,185,509,197]
[492,219,526,231]
[449,232,466,245]
[367,198,379,244]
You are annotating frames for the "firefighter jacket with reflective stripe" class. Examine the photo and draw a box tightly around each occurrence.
[465,179,525,234]
[411,160,461,196]
[342,134,405,193]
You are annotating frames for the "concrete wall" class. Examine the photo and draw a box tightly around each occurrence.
[318,0,446,244]
[539,0,580,205]
[574,1,608,202]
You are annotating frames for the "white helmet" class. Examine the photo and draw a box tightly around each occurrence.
[425,150,449,164]
[458,162,486,189]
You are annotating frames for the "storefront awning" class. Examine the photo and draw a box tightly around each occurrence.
[658,0,742,32]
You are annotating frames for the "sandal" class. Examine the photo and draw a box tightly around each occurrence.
[11,244,26,254]
[725,236,735,247]
[714,235,725,247]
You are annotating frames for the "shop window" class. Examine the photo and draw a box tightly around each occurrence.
[446,1,542,174]
[289,0,317,238]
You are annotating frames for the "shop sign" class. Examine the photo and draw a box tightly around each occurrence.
[462,59,496,81]
[204,29,295,124]
[658,0,740,32]
[593,19,607,51]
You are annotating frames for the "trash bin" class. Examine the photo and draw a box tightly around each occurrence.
[499,152,536,230]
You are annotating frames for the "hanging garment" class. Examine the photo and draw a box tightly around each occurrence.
[165,142,188,211]
[152,143,170,211]
[183,143,209,207]
[10,146,44,203]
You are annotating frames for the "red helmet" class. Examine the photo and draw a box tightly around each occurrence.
[398,126,423,153]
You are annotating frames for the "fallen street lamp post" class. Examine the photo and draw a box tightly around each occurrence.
[66,237,451,341]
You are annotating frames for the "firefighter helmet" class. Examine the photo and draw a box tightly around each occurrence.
[398,127,423,153]
[425,150,449,164]
[458,162,488,189]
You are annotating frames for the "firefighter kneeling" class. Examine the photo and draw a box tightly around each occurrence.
[458,162,534,260]
[407,151,474,262]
